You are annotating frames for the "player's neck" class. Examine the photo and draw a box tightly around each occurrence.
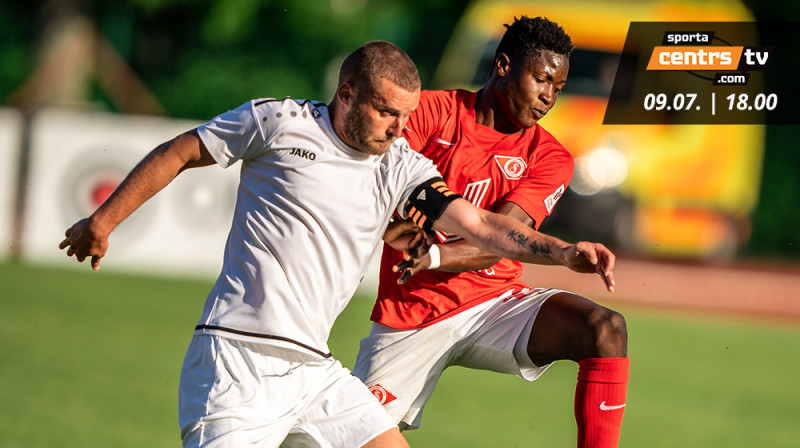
[474,87,521,135]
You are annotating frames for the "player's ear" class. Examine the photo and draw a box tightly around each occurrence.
[494,53,511,78]
[337,82,356,107]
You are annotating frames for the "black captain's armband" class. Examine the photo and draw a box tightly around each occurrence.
[404,177,461,233]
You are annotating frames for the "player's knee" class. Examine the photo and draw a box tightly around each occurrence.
[587,307,627,357]
[361,427,409,448]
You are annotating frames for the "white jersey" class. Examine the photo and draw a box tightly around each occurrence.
[193,98,440,356]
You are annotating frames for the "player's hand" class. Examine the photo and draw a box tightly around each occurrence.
[383,219,432,258]
[58,217,109,271]
[393,249,434,285]
[561,241,616,292]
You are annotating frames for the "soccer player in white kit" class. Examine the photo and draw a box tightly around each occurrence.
[59,41,614,448]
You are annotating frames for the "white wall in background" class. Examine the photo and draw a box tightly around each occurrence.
[0,108,23,260]
[22,107,238,279]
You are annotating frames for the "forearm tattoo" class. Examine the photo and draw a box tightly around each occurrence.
[507,230,553,259]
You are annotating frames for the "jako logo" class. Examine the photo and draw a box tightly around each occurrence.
[290,148,316,160]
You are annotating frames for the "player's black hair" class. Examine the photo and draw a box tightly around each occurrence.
[495,16,574,63]
[339,40,420,99]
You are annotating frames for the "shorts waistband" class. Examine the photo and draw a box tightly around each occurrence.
[194,324,332,358]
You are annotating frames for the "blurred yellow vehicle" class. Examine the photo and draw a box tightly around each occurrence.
[432,0,764,258]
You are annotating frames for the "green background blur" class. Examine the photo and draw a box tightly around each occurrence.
[2,261,799,447]
[1,0,798,259]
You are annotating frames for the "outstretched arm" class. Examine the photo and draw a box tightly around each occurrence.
[429,198,615,292]
[58,129,216,271]
[390,202,526,283]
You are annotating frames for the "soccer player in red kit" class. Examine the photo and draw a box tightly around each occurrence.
[353,17,629,448]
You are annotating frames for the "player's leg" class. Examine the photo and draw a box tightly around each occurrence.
[525,292,629,448]
[361,428,410,448]
[282,357,405,448]
[450,288,557,380]
[525,291,627,364]
[352,321,455,430]
[179,335,296,447]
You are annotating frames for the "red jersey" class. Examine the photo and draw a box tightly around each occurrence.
[371,89,574,329]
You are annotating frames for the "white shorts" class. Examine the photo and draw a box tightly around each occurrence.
[352,288,560,430]
[179,334,396,448]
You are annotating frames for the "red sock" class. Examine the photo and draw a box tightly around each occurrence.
[574,357,630,448]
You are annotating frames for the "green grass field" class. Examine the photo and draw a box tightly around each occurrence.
[2,260,799,447]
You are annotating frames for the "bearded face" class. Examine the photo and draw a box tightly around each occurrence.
[337,78,420,156]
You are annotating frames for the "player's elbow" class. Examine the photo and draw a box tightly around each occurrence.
[433,199,492,242]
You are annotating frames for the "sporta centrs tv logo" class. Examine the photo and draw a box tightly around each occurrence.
[604,22,797,125]
[646,31,771,85]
